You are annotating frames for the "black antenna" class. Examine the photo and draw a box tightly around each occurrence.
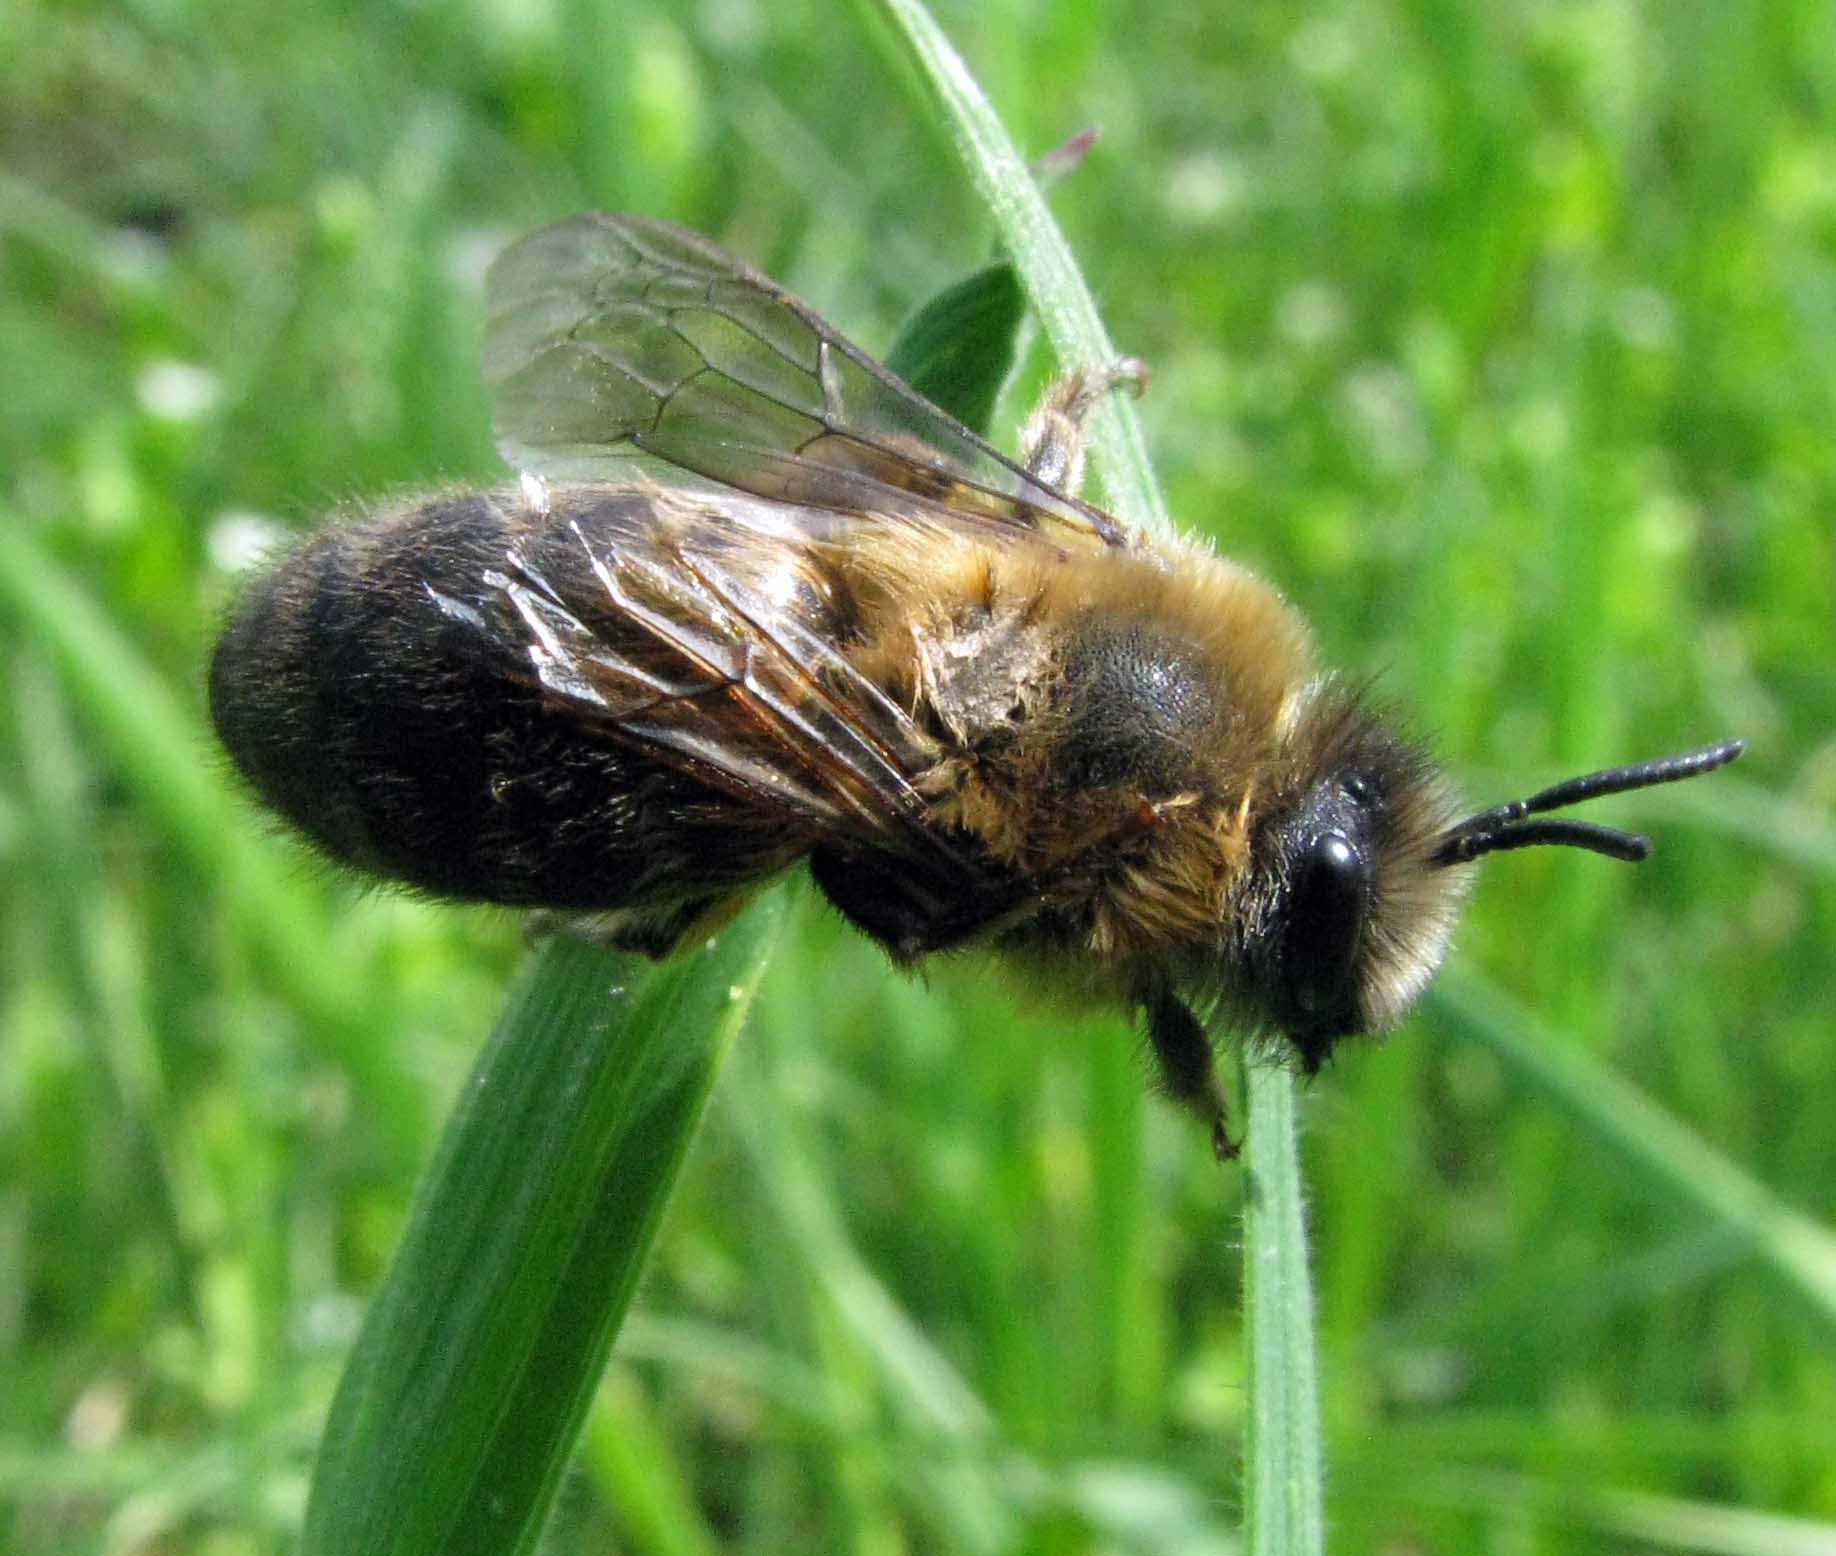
[1432,739,1744,868]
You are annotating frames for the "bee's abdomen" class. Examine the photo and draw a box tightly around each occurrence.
[208,490,758,910]
[212,493,539,899]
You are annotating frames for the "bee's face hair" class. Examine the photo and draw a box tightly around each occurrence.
[1222,683,1467,1073]
[1227,689,1744,1075]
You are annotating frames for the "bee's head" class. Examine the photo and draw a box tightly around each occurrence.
[1228,682,1743,1073]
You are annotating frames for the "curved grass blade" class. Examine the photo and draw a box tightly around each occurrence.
[301,900,782,1556]
[862,7,1320,1544]
[867,0,1171,539]
[1431,968,1836,1323]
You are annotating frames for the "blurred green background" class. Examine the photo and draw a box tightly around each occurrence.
[4,0,1834,1551]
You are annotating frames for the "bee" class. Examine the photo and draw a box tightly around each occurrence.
[209,213,1742,1157]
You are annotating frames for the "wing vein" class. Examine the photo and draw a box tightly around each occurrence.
[485,211,1133,550]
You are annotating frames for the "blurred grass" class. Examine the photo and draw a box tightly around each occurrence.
[3,1,1834,1553]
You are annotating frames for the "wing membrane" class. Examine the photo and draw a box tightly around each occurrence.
[486,487,977,885]
[484,211,1129,550]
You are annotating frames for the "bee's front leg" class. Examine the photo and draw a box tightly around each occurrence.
[1141,980,1237,1161]
[1018,358,1150,495]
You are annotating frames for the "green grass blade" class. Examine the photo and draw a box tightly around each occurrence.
[867,0,1171,538]
[1432,969,1836,1322]
[301,900,782,1556]
[864,7,1322,1538]
[1240,1063,1325,1556]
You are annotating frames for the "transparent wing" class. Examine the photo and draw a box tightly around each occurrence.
[484,488,985,898]
[483,211,1130,551]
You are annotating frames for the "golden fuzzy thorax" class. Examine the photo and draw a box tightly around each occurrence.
[836,527,1316,957]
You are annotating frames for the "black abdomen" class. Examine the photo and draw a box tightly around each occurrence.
[208,489,790,910]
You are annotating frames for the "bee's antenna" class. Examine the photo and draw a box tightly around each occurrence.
[1432,739,1744,868]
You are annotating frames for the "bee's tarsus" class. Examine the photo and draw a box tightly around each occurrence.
[1019,358,1152,493]
[1142,984,1235,1156]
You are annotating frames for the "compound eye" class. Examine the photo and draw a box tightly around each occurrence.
[1287,831,1370,1021]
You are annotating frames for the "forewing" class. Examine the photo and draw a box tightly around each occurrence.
[484,211,1129,551]
[483,488,979,888]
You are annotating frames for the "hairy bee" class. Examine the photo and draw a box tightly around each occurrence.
[210,212,1742,1157]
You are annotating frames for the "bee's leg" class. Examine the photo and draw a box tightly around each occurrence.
[808,848,1039,964]
[814,799,1174,964]
[1142,982,1237,1161]
[1018,358,1150,494]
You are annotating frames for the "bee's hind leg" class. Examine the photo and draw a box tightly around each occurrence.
[1018,358,1150,494]
[1141,982,1238,1161]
